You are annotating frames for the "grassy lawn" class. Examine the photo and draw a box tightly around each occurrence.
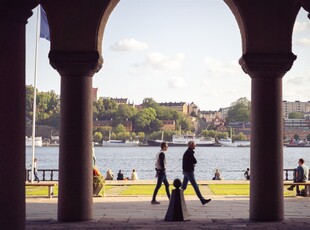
[26,185,59,196]
[26,184,298,197]
[208,184,296,196]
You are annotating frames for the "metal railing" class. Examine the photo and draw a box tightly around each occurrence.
[25,169,59,181]
[25,168,308,181]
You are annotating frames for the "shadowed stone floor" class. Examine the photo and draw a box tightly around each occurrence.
[26,195,310,229]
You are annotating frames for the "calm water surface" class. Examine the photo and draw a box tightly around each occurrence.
[26,146,310,180]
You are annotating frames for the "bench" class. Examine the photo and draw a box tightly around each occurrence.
[25,182,57,198]
[284,181,310,197]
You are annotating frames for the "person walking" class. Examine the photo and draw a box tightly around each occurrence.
[287,158,309,196]
[33,158,40,183]
[181,141,211,205]
[151,142,170,205]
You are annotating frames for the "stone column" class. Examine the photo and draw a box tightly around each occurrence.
[49,51,102,221]
[0,2,36,229]
[240,53,296,221]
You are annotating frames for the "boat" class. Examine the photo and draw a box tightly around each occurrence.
[25,136,43,147]
[284,142,310,147]
[218,138,250,147]
[218,138,238,147]
[102,140,140,147]
[147,134,220,147]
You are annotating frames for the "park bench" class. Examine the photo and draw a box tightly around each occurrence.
[283,181,310,197]
[25,182,57,198]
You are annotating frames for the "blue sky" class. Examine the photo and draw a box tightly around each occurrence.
[26,1,310,110]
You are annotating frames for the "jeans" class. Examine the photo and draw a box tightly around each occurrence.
[181,171,205,202]
[34,168,40,182]
[152,171,170,201]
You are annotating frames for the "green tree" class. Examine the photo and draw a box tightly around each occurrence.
[232,132,247,141]
[115,124,126,134]
[227,97,251,122]
[116,131,130,140]
[114,104,137,121]
[93,132,103,142]
[142,98,159,109]
[288,112,304,119]
[134,108,157,133]
[137,132,145,142]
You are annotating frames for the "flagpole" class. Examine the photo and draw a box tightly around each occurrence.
[31,5,41,183]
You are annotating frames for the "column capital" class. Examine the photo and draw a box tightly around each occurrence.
[301,0,310,19]
[239,53,297,78]
[0,1,38,23]
[49,51,103,77]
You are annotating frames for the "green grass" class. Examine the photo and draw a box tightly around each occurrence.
[209,184,297,196]
[25,184,298,197]
[26,185,59,196]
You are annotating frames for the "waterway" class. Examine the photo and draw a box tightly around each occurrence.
[26,146,310,180]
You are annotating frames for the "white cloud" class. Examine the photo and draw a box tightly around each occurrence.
[203,57,243,77]
[294,38,310,46]
[146,52,185,71]
[110,38,149,51]
[293,21,310,32]
[168,76,187,88]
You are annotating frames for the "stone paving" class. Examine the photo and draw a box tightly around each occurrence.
[26,195,310,229]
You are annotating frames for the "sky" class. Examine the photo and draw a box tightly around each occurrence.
[26,0,310,111]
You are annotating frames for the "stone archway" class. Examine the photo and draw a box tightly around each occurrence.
[0,1,309,229]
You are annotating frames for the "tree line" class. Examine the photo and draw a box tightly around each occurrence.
[26,85,252,141]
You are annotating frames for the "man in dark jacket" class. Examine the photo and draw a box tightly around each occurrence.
[151,142,170,204]
[181,141,211,205]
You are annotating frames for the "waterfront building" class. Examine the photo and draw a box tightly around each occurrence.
[283,118,310,140]
[93,120,133,132]
[110,97,128,104]
[161,120,176,131]
[282,100,310,119]
[188,102,199,116]
[200,110,222,122]
[159,102,188,114]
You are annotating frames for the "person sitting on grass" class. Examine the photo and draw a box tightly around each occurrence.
[117,170,124,180]
[106,169,114,180]
[131,169,139,180]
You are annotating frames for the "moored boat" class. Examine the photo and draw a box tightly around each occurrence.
[147,134,220,147]
[26,136,43,147]
[102,140,139,147]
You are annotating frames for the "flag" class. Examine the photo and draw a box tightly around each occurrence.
[40,5,50,41]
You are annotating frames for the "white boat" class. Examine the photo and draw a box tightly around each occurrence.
[25,136,43,147]
[218,138,250,147]
[102,140,139,147]
[148,134,219,147]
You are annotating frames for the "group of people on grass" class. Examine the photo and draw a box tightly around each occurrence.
[105,169,139,181]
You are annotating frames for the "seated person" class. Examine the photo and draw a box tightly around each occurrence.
[131,169,139,180]
[105,169,114,180]
[287,158,309,196]
[212,169,222,180]
[117,170,124,180]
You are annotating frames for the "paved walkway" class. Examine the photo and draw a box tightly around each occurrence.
[26,195,310,229]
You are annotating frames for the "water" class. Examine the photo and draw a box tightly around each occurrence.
[26,146,310,180]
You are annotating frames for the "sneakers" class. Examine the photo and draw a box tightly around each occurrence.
[201,199,211,205]
[151,200,160,205]
[287,186,294,191]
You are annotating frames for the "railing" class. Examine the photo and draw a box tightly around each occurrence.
[283,168,310,181]
[25,169,59,181]
[25,168,307,181]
